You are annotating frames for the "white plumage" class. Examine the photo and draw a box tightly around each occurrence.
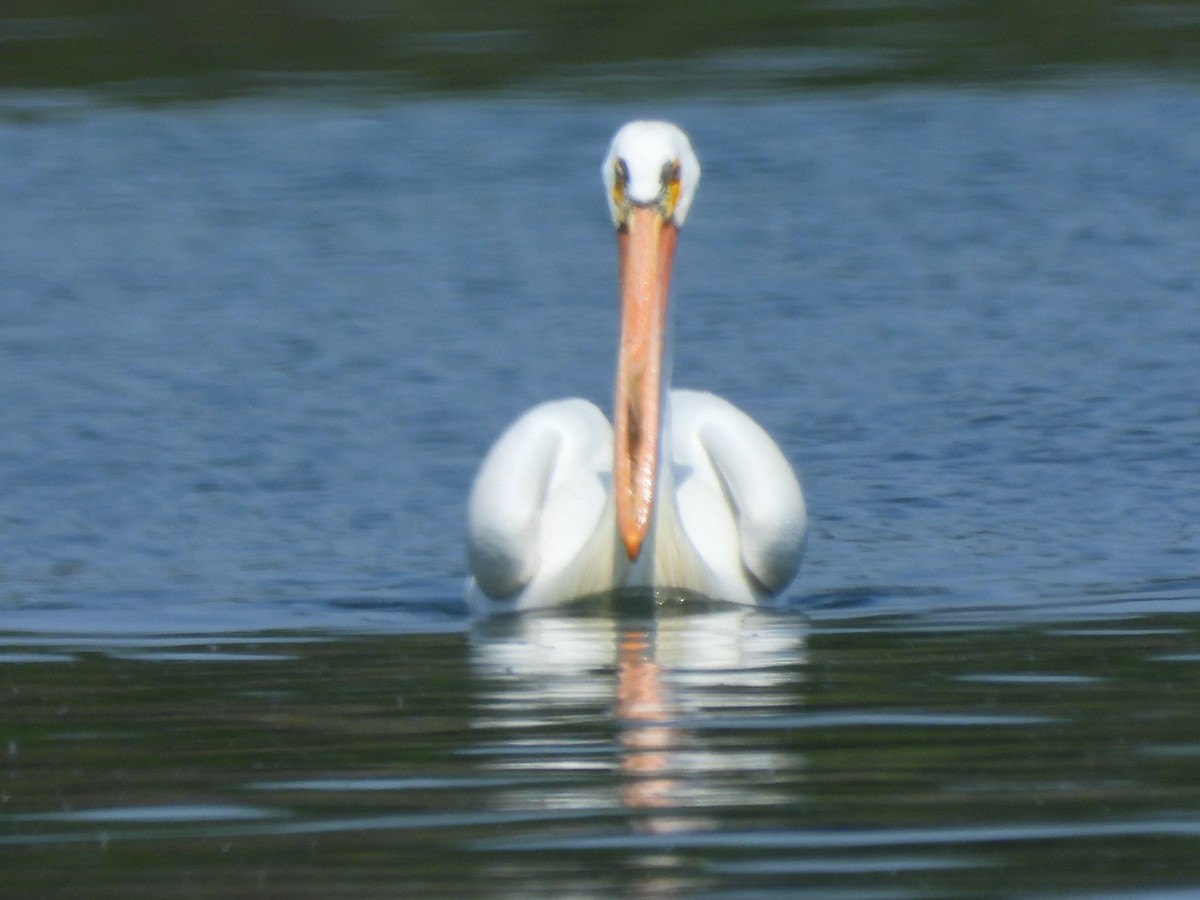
[467,122,806,615]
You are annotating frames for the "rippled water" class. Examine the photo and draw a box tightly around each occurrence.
[6,605,1200,896]
[2,81,1200,895]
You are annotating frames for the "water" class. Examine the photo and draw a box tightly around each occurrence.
[6,607,1200,896]
[3,73,1200,894]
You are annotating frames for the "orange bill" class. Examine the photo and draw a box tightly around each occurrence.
[613,205,677,561]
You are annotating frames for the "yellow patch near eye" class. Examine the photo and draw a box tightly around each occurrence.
[612,160,630,216]
[665,176,681,217]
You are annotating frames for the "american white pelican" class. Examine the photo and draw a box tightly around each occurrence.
[466,121,806,615]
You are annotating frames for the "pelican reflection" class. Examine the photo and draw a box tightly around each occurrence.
[469,595,809,834]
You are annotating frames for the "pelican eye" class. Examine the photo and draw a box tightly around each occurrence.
[661,159,682,216]
[613,158,629,191]
[611,158,630,212]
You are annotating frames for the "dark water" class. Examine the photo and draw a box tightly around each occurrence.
[4,0,1200,95]
[6,606,1200,896]
[3,39,1200,899]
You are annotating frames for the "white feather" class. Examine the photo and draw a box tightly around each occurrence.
[467,390,805,615]
[466,121,806,616]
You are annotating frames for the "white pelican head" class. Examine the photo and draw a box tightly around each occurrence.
[601,121,701,562]
[602,120,701,228]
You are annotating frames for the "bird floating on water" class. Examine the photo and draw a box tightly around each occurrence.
[466,121,806,615]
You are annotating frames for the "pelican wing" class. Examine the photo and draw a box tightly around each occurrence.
[670,390,807,598]
[466,398,615,611]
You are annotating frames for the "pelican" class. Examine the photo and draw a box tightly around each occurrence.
[466,121,806,615]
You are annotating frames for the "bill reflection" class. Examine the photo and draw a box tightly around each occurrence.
[469,597,809,834]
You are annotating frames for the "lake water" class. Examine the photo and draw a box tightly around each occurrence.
[2,75,1200,895]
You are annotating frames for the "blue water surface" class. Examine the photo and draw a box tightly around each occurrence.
[1,84,1198,633]
[4,80,1200,899]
